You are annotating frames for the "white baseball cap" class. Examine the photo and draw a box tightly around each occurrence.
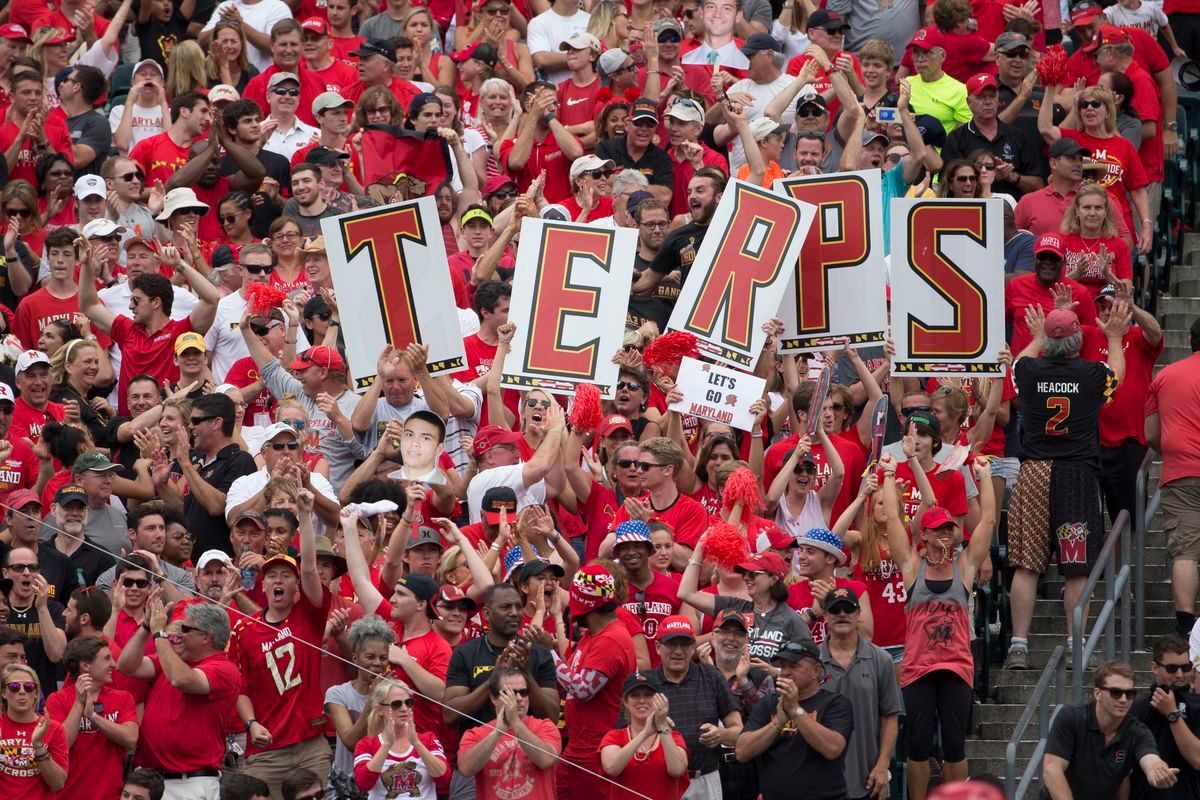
[75,174,106,201]
[568,153,616,182]
[82,218,126,239]
[196,550,233,569]
[15,350,50,374]
[263,421,299,441]
[0,383,14,405]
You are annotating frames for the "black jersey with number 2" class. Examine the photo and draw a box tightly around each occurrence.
[1013,355,1117,469]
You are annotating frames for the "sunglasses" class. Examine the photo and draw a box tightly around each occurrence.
[1100,686,1138,700]
[617,380,643,392]
[658,33,681,43]
[266,441,301,452]
[385,698,416,709]
[635,461,664,471]
[1078,99,1104,110]
[284,418,306,431]
[484,5,508,13]
[5,562,37,572]
[902,405,931,418]
[221,214,247,225]
[794,462,817,475]
[614,63,638,75]
[976,162,996,171]
[1157,662,1195,674]
[122,577,151,588]
[179,623,202,634]
[5,681,36,694]
[796,107,826,118]
[632,119,657,128]
[952,175,978,184]
[4,207,31,217]
[1003,48,1031,58]
[491,189,517,201]
[190,415,216,425]
[249,323,276,336]
[272,87,301,97]
[241,263,272,274]
[885,153,905,164]
[615,458,640,469]
[170,531,196,541]
[116,171,141,182]
[525,399,552,409]
[741,570,767,579]
[584,169,612,180]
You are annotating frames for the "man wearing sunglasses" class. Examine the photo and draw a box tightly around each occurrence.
[2,544,66,692]
[226,422,340,528]
[596,99,674,205]
[96,503,194,603]
[1044,659,1179,797]
[1128,634,1200,799]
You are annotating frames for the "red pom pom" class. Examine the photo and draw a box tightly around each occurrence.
[570,384,603,433]
[642,331,699,380]
[243,283,288,316]
[703,522,750,569]
[1036,45,1068,88]
[597,87,614,105]
[722,467,763,515]
[622,87,640,103]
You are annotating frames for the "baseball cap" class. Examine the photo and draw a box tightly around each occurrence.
[657,615,696,642]
[44,29,73,45]
[482,175,517,197]
[559,32,601,53]
[437,584,478,611]
[796,87,827,112]
[741,32,781,56]
[0,24,31,42]
[540,204,570,222]
[196,549,233,569]
[407,526,445,551]
[825,586,860,613]
[305,146,351,165]
[994,31,1030,54]
[796,528,848,566]
[914,114,946,149]
[289,345,346,372]
[599,414,633,437]
[261,553,300,577]
[472,425,524,458]
[208,84,240,105]
[613,520,653,550]
[665,97,703,124]
[517,559,565,582]
[233,510,267,530]
[622,672,661,696]
[82,219,126,239]
[267,72,301,90]
[15,350,49,374]
[451,41,498,67]
[735,551,788,578]
[569,153,616,182]
[806,9,847,31]
[302,294,330,320]
[862,130,890,148]
[1083,24,1130,54]
[53,484,88,506]
[909,27,946,51]
[73,451,122,476]
[122,235,158,254]
[0,385,11,407]
[1034,232,1066,259]
[919,506,956,529]
[749,116,789,142]
[966,73,999,95]
[654,17,684,37]
[300,16,330,35]
[350,39,398,62]
[760,526,797,552]
[1070,2,1103,27]
[1096,284,1118,302]
[481,486,518,525]
[5,489,41,511]
[908,409,938,432]
[312,91,353,117]
[569,564,617,617]
[774,639,821,663]
[174,332,206,355]
[714,608,750,631]
[1044,309,1082,339]
[75,175,106,201]
[598,48,631,77]
[1048,138,1091,159]
[631,98,658,124]
[396,572,439,603]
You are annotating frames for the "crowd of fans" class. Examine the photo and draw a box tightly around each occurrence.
[0,0,1195,799]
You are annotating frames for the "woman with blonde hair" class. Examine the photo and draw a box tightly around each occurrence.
[265,216,306,296]
[476,77,519,170]
[773,0,815,58]
[587,1,632,49]
[353,681,447,799]
[3,179,49,268]
[1040,83,1151,255]
[406,7,456,86]
[0,663,68,798]
[165,40,209,99]
[205,19,258,93]
[49,338,115,444]
[1061,182,1132,299]
[29,28,73,82]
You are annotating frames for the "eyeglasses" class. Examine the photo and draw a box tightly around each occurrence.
[1078,99,1105,110]
[271,87,301,97]
[266,441,301,452]
[122,577,151,588]
[640,219,669,229]
[617,380,642,392]
[658,33,681,43]
[169,531,195,541]
[1157,661,1195,674]
[5,681,36,694]
[295,791,327,800]
[367,105,392,115]
[976,162,996,171]
[794,462,817,475]
[179,623,202,634]
[796,107,826,118]
[190,415,216,425]
[385,698,416,709]
[526,399,552,410]
[240,263,272,274]
[615,458,640,469]
[4,207,30,217]
[274,231,301,240]
[635,461,665,472]
[5,562,37,573]
[1100,686,1138,700]
[116,172,141,182]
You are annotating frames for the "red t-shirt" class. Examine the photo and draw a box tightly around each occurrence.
[1062,233,1132,300]
[559,195,614,223]
[229,587,332,754]
[786,575,868,645]
[136,651,240,772]
[460,718,561,800]
[114,609,156,656]
[691,483,720,516]
[609,491,709,549]
[1059,129,1148,237]
[622,571,683,667]
[763,434,865,524]
[353,732,446,796]
[852,555,908,648]
[192,177,233,243]
[0,714,68,800]
[892,460,969,521]
[12,289,86,351]
[310,60,359,94]
[129,132,192,190]
[500,132,577,203]
[344,77,421,112]
[1004,273,1098,355]
[1065,25,1169,88]
[784,51,864,120]
[582,481,622,563]
[225,355,277,427]
[1147,353,1200,485]
[0,437,39,504]
[1082,325,1163,448]
[331,35,365,63]
[454,333,520,424]
[557,77,601,128]
[667,144,728,218]
[372,599,452,734]
[1123,63,1164,183]
[9,397,65,446]
[598,728,690,800]
[109,315,196,416]
[45,682,136,800]
[563,619,636,760]
[0,115,74,189]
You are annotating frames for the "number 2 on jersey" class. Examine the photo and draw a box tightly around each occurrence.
[265,642,302,694]
[1045,397,1070,436]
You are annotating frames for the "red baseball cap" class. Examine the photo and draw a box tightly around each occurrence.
[761,527,797,552]
[5,489,41,511]
[301,17,330,35]
[437,584,478,611]
[289,345,346,373]
[713,608,750,631]
[1044,309,1081,339]
[1083,24,1130,54]
[966,73,999,96]
[0,24,31,42]
[472,425,524,458]
[657,615,695,641]
[1070,3,1102,27]
[599,414,633,437]
[735,552,789,579]
[909,27,946,51]
[919,507,956,530]
[1035,232,1066,259]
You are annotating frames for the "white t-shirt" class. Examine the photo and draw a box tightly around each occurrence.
[204,290,309,382]
[728,72,797,171]
[466,464,546,523]
[526,9,591,85]
[225,467,338,521]
[109,103,165,150]
[772,22,811,61]
[1103,2,1168,35]
[202,0,294,72]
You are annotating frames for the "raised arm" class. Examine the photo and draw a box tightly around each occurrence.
[77,241,117,333]
[880,454,917,583]
[340,506,386,614]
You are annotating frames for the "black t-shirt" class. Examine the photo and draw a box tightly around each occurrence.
[1013,355,1116,469]
[105,415,144,481]
[1042,701,1157,800]
[648,220,707,285]
[50,387,109,448]
[1129,688,1200,800]
[744,687,854,800]
[595,137,674,189]
[3,597,66,691]
[221,150,291,239]
[628,251,678,331]
[181,443,259,556]
[0,543,78,608]
[940,120,1047,196]
[134,12,189,69]
[445,635,557,730]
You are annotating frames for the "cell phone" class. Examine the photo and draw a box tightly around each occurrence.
[875,107,898,123]
[92,702,104,716]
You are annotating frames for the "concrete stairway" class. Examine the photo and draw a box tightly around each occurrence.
[963,231,1200,784]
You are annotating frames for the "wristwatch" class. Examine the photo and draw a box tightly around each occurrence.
[1167,710,1183,723]
[1166,122,1179,132]
[153,630,171,642]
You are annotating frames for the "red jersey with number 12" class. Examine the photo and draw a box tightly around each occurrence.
[229,586,332,754]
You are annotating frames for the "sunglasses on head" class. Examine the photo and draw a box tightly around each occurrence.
[1078,99,1104,110]
[5,681,36,694]
[1157,661,1195,674]
[122,577,151,588]
[1100,686,1138,700]
[272,87,301,97]
[267,441,301,452]
[385,698,416,709]
[617,380,642,392]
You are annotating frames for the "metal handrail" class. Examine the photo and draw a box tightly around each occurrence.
[1005,645,1067,799]
[1070,509,1133,700]
[1135,449,1162,652]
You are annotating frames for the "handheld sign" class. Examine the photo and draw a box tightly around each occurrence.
[804,366,831,439]
[669,357,767,432]
[322,197,466,390]
[867,394,889,467]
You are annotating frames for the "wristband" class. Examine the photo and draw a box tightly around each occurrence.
[686,559,702,567]
[658,726,672,735]
[33,749,50,762]
[140,622,152,633]
[491,540,503,552]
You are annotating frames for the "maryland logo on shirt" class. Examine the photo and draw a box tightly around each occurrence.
[381,759,421,798]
